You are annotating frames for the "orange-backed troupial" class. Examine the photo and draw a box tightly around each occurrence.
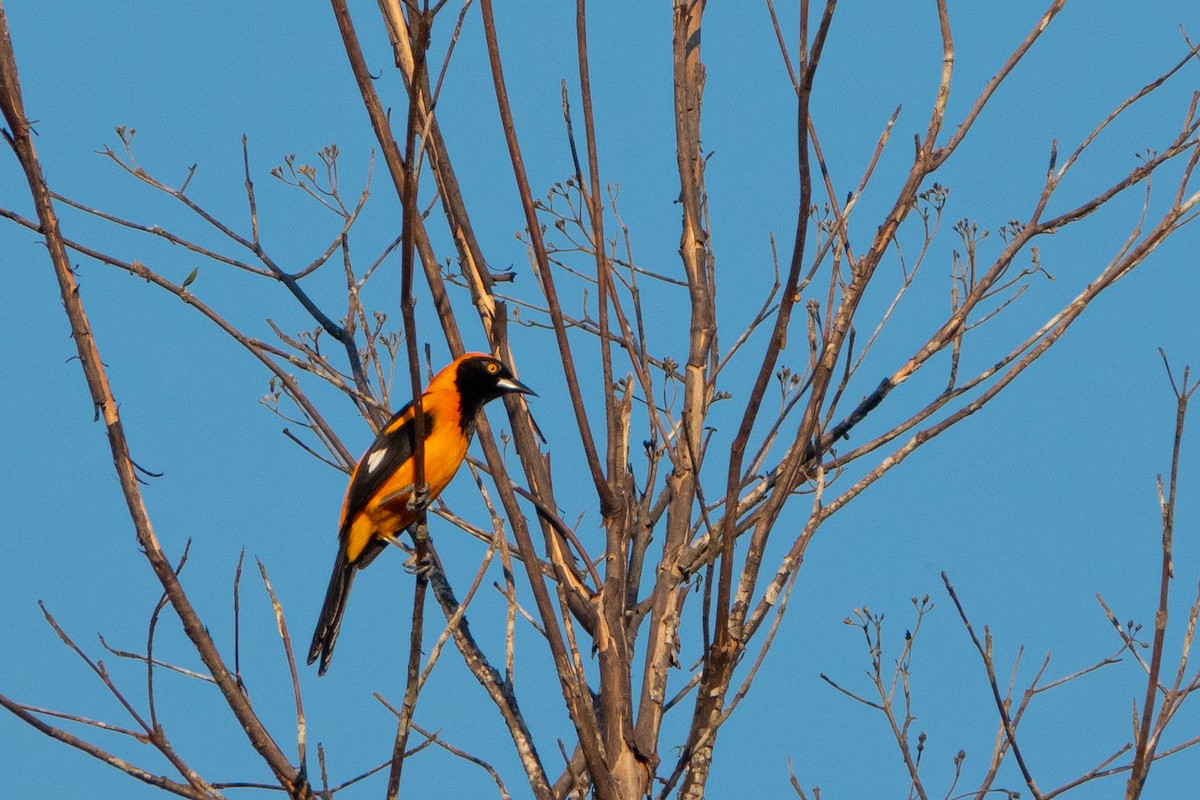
[308,353,534,675]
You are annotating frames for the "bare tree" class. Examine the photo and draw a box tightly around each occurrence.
[2,2,1199,798]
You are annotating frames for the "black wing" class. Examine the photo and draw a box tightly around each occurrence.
[339,403,434,536]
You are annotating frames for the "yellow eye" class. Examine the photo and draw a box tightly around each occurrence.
[487,362,499,373]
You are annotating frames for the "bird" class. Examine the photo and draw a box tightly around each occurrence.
[308,352,535,675]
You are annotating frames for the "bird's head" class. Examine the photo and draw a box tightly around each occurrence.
[454,353,536,411]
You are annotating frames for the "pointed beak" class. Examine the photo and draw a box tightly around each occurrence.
[496,376,536,397]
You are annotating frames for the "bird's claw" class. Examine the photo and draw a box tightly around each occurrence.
[404,551,434,577]
[407,483,431,513]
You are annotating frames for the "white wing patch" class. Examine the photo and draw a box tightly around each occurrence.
[366,447,388,473]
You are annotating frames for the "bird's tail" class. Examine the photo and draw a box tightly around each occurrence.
[308,544,357,677]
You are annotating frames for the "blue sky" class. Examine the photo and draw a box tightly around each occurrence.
[3,2,1200,798]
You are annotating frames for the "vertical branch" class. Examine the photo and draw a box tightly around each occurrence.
[672,0,716,480]
[478,0,617,517]
[667,2,726,797]
[669,0,715,675]
[1127,358,1197,799]
[674,9,838,793]
[574,0,619,491]
[573,1,645,792]
[712,0,834,652]
[0,7,307,798]
[387,7,432,800]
